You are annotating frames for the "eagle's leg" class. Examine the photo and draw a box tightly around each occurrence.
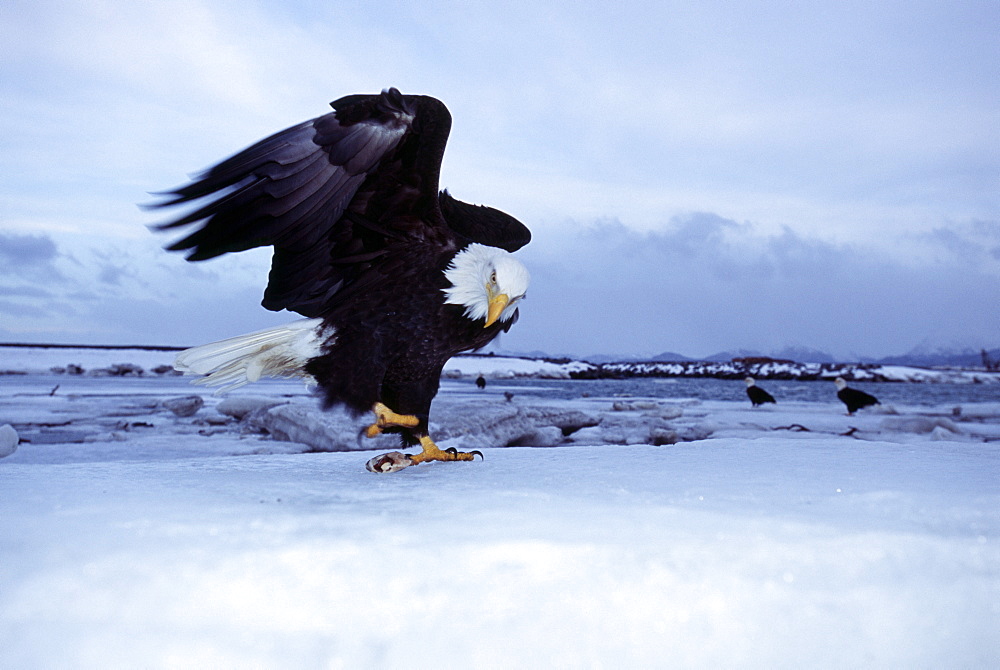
[363,402,482,473]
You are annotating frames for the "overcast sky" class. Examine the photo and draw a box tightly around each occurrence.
[1,0,998,360]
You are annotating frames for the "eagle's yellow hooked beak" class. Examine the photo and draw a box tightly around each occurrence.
[485,293,510,328]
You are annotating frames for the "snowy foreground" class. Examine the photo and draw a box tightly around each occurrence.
[2,362,1000,667]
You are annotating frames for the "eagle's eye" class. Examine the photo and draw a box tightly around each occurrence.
[490,271,497,284]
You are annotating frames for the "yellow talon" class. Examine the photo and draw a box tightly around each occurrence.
[408,435,482,464]
[365,435,483,473]
[364,402,421,438]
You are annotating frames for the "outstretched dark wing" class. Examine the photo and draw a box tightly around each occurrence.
[149,88,458,317]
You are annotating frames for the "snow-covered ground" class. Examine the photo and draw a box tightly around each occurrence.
[1,353,999,667]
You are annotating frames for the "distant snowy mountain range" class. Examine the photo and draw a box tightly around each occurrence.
[532,344,1000,369]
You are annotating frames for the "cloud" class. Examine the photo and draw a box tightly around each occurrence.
[501,215,1000,359]
[0,299,51,318]
[914,221,1000,269]
[2,206,996,358]
[0,233,68,300]
[7,0,994,246]
[1,285,53,299]
[0,232,58,270]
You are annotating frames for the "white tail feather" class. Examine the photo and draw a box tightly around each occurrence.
[174,318,326,393]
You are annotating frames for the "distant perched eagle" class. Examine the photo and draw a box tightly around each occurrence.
[150,88,531,473]
[744,377,776,407]
[834,377,879,415]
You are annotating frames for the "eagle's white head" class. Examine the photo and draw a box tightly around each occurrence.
[744,377,756,387]
[443,243,530,327]
[834,377,847,390]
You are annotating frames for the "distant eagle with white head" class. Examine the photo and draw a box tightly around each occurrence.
[744,377,776,407]
[150,89,530,473]
[834,377,880,415]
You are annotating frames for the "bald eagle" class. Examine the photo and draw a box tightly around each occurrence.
[834,377,879,415]
[150,89,531,473]
[744,377,776,407]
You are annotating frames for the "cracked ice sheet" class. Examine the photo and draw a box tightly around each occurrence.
[1,434,999,667]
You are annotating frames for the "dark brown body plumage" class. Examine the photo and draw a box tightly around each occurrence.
[304,244,512,440]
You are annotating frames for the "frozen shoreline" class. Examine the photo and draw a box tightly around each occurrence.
[4,344,999,383]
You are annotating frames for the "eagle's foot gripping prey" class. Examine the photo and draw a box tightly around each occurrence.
[364,403,483,473]
[365,435,483,473]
